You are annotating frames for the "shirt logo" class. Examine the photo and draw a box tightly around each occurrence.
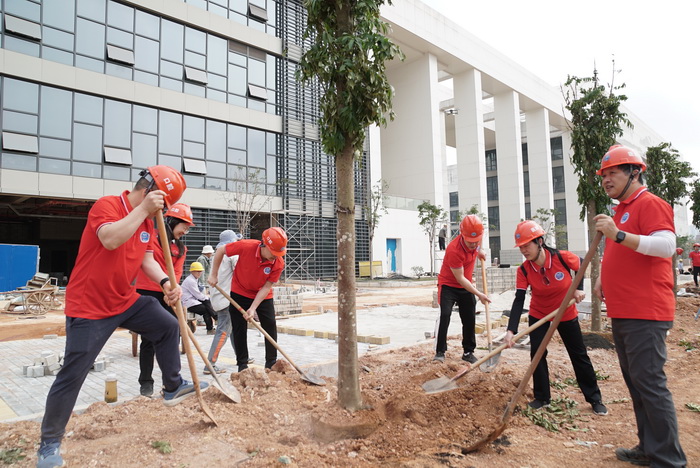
[621,212,630,224]
[264,267,271,275]
[140,231,150,243]
[554,271,565,281]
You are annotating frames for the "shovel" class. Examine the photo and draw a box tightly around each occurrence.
[422,299,574,394]
[479,259,498,372]
[213,284,327,386]
[463,232,603,453]
[155,210,217,425]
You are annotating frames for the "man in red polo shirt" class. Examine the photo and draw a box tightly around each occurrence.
[208,227,287,372]
[433,214,490,364]
[593,145,686,467]
[689,243,700,286]
[36,166,207,468]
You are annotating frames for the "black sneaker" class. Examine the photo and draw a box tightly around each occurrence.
[238,363,249,373]
[462,352,477,364]
[592,401,608,416]
[528,399,550,410]
[615,445,650,466]
[265,359,277,369]
[433,352,445,362]
[140,382,154,397]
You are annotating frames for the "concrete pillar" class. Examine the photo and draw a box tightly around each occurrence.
[524,107,554,239]
[453,68,488,256]
[494,90,524,264]
[561,131,588,254]
[382,53,443,204]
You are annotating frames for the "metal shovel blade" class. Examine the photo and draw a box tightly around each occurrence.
[422,376,459,394]
[479,354,501,373]
[300,372,327,386]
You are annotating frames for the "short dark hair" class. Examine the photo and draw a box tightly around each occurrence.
[618,164,644,184]
[134,176,150,191]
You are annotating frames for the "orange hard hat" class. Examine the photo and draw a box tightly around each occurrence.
[694,243,700,248]
[676,248,684,255]
[514,220,546,247]
[145,165,186,207]
[262,227,288,256]
[596,145,647,175]
[165,203,195,226]
[460,215,483,242]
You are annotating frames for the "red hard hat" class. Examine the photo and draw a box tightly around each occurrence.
[514,220,546,247]
[262,227,288,256]
[676,248,684,255]
[165,203,195,226]
[596,145,647,175]
[694,243,700,248]
[460,215,483,242]
[146,165,186,207]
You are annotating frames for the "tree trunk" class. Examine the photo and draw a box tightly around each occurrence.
[369,235,374,280]
[586,201,603,332]
[336,144,361,411]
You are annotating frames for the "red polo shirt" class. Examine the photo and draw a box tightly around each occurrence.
[438,236,479,288]
[517,250,580,321]
[689,250,700,267]
[134,241,187,292]
[65,191,156,319]
[601,187,675,321]
[225,239,284,299]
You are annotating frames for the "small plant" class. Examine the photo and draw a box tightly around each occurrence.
[595,370,610,381]
[678,339,697,351]
[151,440,172,454]
[550,380,567,390]
[686,403,700,412]
[0,448,26,464]
[411,265,424,278]
[521,397,581,433]
[563,377,579,387]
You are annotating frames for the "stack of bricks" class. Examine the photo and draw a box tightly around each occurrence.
[23,352,112,378]
[473,267,517,294]
[273,286,303,316]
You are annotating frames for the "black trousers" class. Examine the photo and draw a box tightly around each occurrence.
[528,316,602,404]
[188,299,215,330]
[693,266,700,286]
[229,291,277,367]
[438,237,446,250]
[136,289,176,386]
[436,284,476,354]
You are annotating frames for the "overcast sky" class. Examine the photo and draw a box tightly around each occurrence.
[420,0,700,172]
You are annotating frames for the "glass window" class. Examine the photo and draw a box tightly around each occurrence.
[76,18,105,59]
[207,36,228,76]
[74,93,103,125]
[158,154,182,170]
[485,149,497,171]
[206,178,226,190]
[75,55,104,73]
[132,105,157,134]
[104,100,132,147]
[44,1,76,31]
[43,47,74,66]
[39,137,71,159]
[132,132,157,167]
[4,36,40,57]
[6,0,41,21]
[183,116,205,142]
[522,143,529,166]
[42,27,74,50]
[73,161,102,178]
[184,50,206,70]
[248,84,267,100]
[266,156,277,184]
[161,20,184,62]
[73,123,103,162]
[184,66,208,84]
[106,27,133,50]
[551,136,563,160]
[185,27,206,54]
[248,58,265,87]
[489,236,501,259]
[2,132,39,153]
[39,157,71,175]
[134,70,158,87]
[228,64,246,95]
[207,161,226,177]
[106,44,134,65]
[77,0,106,22]
[248,129,265,167]
[554,199,567,225]
[248,4,268,22]
[206,121,226,161]
[183,158,207,174]
[4,14,41,40]
[552,166,565,193]
[266,54,276,90]
[449,191,458,208]
[135,10,159,40]
[159,111,182,155]
[207,73,226,91]
[486,176,499,201]
[40,87,73,139]
[160,60,183,79]
[3,78,39,113]
[523,171,530,198]
[183,141,204,159]
[1,153,37,170]
[104,146,132,165]
[107,0,134,32]
[227,125,246,149]
[160,77,182,93]
[103,164,130,180]
[2,110,38,134]
[227,148,246,165]
[488,206,500,231]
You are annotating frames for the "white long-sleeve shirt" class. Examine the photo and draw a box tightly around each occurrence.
[181,273,208,309]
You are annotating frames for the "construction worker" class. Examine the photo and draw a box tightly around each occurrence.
[181,262,216,334]
[134,203,194,397]
[208,227,287,372]
[196,245,215,289]
[205,229,244,374]
[36,166,207,468]
[505,220,607,416]
[433,214,490,364]
[593,145,686,467]
[689,243,700,286]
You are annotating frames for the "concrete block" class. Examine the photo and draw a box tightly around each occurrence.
[33,357,46,366]
[356,335,369,342]
[93,361,106,372]
[314,330,329,339]
[44,354,59,366]
[28,365,45,377]
[48,369,60,376]
[277,326,290,334]
[368,336,390,345]
[22,365,29,376]
[328,332,337,340]
[474,324,485,334]
[41,350,54,357]
[43,334,58,340]
[47,363,61,372]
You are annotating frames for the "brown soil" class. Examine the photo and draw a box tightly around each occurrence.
[1,284,700,467]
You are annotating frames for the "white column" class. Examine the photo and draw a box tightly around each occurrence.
[524,107,554,237]
[453,68,488,254]
[561,131,588,253]
[494,90,524,264]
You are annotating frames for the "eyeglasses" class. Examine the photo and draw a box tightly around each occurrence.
[182,227,190,234]
[540,267,550,286]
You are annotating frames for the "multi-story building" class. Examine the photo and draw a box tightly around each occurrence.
[0,0,668,282]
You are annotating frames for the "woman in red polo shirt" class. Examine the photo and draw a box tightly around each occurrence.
[505,220,607,416]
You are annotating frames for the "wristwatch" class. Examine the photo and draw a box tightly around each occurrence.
[615,231,626,244]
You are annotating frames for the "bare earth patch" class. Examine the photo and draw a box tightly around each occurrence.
[1,290,699,467]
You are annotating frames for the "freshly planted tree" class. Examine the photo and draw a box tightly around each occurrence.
[299,0,403,410]
[364,180,389,279]
[690,179,700,229]
[417,201,447,275]
[563,70,631,331]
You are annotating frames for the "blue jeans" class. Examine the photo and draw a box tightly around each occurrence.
[41,296,182,443]
[208,307,234,363]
